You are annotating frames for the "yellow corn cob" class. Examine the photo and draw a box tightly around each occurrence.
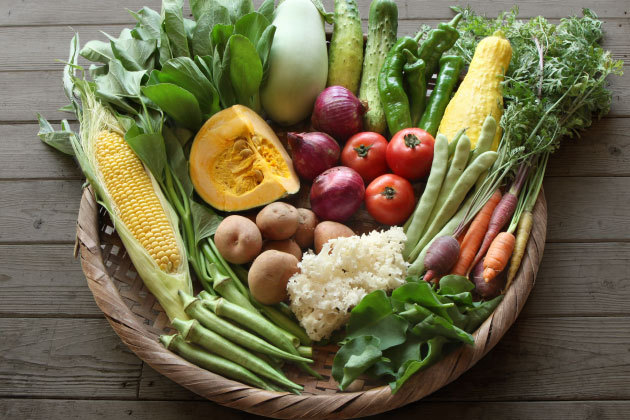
[94,130,181,273]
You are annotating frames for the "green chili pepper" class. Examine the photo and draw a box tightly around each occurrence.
[418,13,462,80]
[378,36,420,135]
[403,50,427,126]
[419,55,465,136]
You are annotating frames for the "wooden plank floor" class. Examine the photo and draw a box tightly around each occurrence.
[0,0,628,418]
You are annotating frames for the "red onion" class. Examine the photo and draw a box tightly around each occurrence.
[311,86,366,141]
[287,132,340,181]
[310,166,365,222]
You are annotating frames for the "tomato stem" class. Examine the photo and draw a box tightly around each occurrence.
[353,144,373,158]
[404,133,421,148]
[381,186,397,199]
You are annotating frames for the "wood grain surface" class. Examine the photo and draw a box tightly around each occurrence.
[0,0,628,418]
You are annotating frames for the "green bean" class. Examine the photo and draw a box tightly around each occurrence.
[172,318,302,390]
[180,292,311,363]
[203,296,322,379]
[403,134,449,259]
[468,115,497,165]
[407,193,475,276]
[159,334,274,391]
[409,151,498,261]
[447,128,467,158]
[426,134,471,227]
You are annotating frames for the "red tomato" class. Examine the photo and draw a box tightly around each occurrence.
[340,132,389,183]
[386,128,435,180]
[365,174,415,226]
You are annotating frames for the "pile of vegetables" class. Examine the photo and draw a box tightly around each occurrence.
[38,0,622,397]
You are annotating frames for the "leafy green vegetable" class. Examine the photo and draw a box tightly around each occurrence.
[227,34,263,111]
[332,336,384,390]
[192,6,231,57]
[130,6,163,42]
[142,83,202,130]
[161,0,190,58]
[124,123,167,180]
[36,114,75,156]
[392,336,447,390]
[410,314,474,345]
[345,290,408,351]
[80,40,114,63]
[94,59,145,113]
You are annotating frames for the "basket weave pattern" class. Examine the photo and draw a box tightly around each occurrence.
[76,186,547,419]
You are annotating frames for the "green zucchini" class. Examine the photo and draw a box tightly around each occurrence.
[327,0,364,94]
[359,0,398,134]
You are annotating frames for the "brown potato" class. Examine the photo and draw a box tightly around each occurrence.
[313,221,355,254]
[248,250,299,304]
[262,239,303,261]
[214,215,262,264]
[294,208,319,249]
[256,202,299,240]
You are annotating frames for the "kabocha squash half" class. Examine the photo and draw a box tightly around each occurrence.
[438,31,512,149]
[190,105,300,211]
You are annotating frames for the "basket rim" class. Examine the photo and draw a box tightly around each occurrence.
[76,185,547,419]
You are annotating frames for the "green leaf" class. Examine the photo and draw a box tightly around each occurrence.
[156,57,220,117]
[256,24,276,81]
[234,12,270,46]
[227,34,263,112]
[346,290,408,351]
[80,39,114,63]
[37,114,75,156]
[191,201,223,244]
[210,23,234,56]
[383,334,424,373]
[332,336,383,390]
[129,7,162,42]
[308,0,333,24]
[257,0,275,21]
[63,34,81,117]
[163,126,193,198]
[391,282,454,321]
[391,336,447,392]
[95,59,145,113]
[213,46,236,107]
[158,26,173,65]
[462,295,503,332]
[111,37,157,71]
[190,0,252,22]
[162,0,190,58]
[142,83,202,130]
[192,6,231,57]
[397,303,433,325]
[89,64,108,78]
[438,275,475,295]
[410,313,474,345]
[194,55,214,84]
[124,124,168,181]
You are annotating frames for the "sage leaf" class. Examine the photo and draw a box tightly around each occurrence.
[111,37,157,71]
[95,59,145,113]
[129,6,162,42]
[80,39,114,63]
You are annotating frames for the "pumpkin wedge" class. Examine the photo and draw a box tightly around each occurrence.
[190,105,300,211]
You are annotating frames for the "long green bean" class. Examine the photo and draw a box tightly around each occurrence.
[468,115,497,165]
[403,134,449,259]
[409,151,498,261]
[159,334,274,391]
[180,292,311,363]
[172,318,302,390]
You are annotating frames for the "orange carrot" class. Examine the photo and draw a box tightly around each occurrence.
[483,232,515,282]
[451,189,502,276]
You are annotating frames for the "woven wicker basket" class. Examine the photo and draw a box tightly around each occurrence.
[76,182,546,418]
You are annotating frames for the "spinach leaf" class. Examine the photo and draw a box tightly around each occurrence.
[162,0,190,58]
[411,313,474,345]
[36,114,75,156]
[142,83,202,130]
[257,0,275,22]
[80,40,114,63]
[95,59,145,113]
[210,23,234,56]
[234,12,270,46]
[438,275,475,295]
[462,295,504,332]
[192,6,231,57]
[332,336,383,391]
[124,123,167,181]
[163,126,193,197]
[130,7,162,42]
[226,34,263,112]
[256,24,276,81]
[391,282,454,321]
[213,46,236,108]
[392,336,447,392]
[155,57,220,117]
[346,290,408,351]
[191,201,223,243]
[190,0,253,24]
[111,37,157,71]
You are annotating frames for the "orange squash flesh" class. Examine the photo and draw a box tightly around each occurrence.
[190,105,300,211]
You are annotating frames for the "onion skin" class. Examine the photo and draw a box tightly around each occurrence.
[311,86,366,142]
[423,236,460,283]
[310,166,365,222]
[287,132,340,181]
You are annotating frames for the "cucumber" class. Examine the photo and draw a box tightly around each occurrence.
[327,0,363,94]
[359,0,398,134]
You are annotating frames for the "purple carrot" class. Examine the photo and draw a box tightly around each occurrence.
[423,235,461,283]
[470,162,530,270]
